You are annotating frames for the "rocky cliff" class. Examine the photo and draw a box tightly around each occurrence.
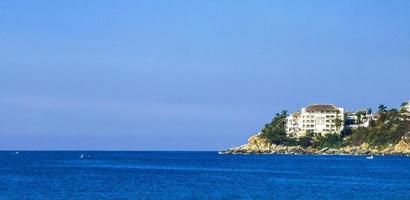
[220,132,311,155]
[220,133,410,156]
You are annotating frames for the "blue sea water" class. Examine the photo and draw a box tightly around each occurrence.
[0,152,409,199]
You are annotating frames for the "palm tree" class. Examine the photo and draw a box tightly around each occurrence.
[356,112,362,125]
[378,104,387,113]
[335,110,343,133]
[367,108,372,115]
[377,104,388,124]
[281,110,288,117]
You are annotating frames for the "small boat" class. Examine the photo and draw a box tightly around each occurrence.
[80,154,91,159]
[11,151,19,155]
[366,155,374,159]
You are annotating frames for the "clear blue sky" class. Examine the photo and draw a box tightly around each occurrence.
[1,0,409,150]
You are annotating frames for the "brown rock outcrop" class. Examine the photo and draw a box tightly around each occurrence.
[220,133,410,156]
[393,139,410,154]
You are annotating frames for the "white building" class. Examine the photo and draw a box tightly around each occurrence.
[286,112,301,138]
[400,101,410,120]
[345,111,373,129]
[402,101,410,112]
[286,104,344,137]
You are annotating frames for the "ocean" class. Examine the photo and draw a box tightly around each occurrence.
[0,151,409,199]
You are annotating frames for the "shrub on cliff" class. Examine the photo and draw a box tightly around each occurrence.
[345,108,410,148]
[297,136,313,148]
[259,104,410,149]
[259,110,296,145]
[313,133,343,149]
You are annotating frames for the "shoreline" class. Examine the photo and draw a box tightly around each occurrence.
[219,134,410,156]
[219,150,410,157]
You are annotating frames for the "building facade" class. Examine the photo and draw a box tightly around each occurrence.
[286,112,301,138]
[402,101,410,112]
[286,104,344,137]
[286,101,409,138]
[345,110,374,129]
[400,101,410,120]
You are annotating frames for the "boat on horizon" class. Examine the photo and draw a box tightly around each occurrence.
[366,155,374,159]
[80,154,91,159]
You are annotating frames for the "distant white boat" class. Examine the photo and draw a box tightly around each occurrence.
[80,154,91,159]
[366,155,374,159]
[11,151,19,155]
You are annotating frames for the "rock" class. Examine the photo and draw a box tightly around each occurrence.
[247,133,272,149]
[318,147,329,153]
[393,140,410,154]
[340,146,354,154]
[220,133,410,156]
[356,149,371,155]
[360,143,370,149]
[321,148,340,155]
[287,146,304,154]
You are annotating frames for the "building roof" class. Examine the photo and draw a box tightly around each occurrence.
[305,104,338,112]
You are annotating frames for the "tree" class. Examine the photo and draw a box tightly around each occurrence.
[378,104,388,124]
[369,118,376,127]
[334,110,343,132]
[378,104,387,113]
[400,102,409,115]
[367,108,372,115]
[356,112,362,125]
[298,136,313,148]
[400,106,408,113]
[341,128,353,137]
[314,133,343,149]
[260,110,292,145]
[355,111,367,125]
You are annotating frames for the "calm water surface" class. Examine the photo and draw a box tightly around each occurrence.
[0,151,409,199]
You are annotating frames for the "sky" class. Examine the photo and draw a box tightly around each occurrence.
[0,0,409,150]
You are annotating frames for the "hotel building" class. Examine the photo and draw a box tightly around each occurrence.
[286,104,344,137]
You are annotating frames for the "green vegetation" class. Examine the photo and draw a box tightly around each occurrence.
[313,134,343,149]
[297,136,313,148]
[259,110,296,145]
[260,104,410,149]
[346,106,410,148]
